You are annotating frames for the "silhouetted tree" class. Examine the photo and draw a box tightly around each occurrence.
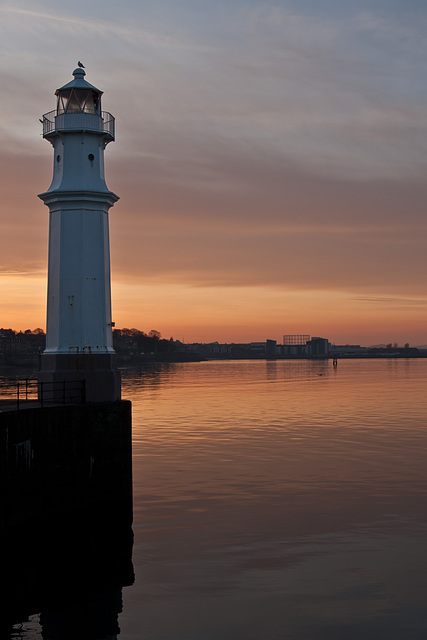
[0,328,16,336]
[112,327,175,358]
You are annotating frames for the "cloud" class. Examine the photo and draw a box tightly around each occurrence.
[1,0,427,341]
[0,268,35,276]
[3,1,427,182]
[0,5,210,51]
[94,2,427,184]
[353,296,427,308]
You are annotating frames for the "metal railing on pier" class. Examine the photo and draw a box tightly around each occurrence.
[38,380,86,407]
[0,378,86,410]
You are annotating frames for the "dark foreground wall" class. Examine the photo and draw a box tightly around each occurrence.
[0,401,133,632]
[0,400,132,530]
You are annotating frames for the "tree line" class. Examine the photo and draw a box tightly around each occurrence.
[0,327,177,356]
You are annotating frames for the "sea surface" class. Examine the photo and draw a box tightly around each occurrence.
[7,358,427,639]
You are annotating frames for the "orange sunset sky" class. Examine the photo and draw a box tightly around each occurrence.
[1,0,427,345]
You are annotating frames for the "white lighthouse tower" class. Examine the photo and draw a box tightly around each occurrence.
[38,65,120,402]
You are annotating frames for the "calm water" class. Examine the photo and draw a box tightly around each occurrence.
[9,359,427,638]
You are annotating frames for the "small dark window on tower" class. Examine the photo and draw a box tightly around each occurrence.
[56,155,61,163]
[88,154,95,162]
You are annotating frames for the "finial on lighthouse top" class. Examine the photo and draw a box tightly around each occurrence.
[72,61,86,79]
[72,66,86,81]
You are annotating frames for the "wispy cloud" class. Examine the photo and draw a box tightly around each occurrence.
[353,296,427,308]
[0,5,213,51]
[0,267,44,277]
[355,10,425,41]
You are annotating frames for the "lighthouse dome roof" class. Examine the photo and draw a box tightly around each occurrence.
[55,67,103,96]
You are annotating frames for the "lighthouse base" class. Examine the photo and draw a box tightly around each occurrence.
[38,353,121,403]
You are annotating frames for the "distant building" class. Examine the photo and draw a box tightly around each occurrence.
[330,344,369,356]
[307,337,329,357]
[249,342,267,356]
[283,335,310,346]
[266,339,277,358]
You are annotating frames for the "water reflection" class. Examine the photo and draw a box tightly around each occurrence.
[5,360,427,638]
[120,359,427,639]
[3,502,134,639]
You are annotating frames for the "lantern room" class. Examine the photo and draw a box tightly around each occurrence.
[55,67,102,115]
[41,66,115,141]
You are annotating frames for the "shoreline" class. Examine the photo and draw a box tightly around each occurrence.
[1,352,427,371]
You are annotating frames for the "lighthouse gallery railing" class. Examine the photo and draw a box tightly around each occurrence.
[42,110,115,139]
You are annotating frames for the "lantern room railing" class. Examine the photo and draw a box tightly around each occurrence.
[42,110,115,139]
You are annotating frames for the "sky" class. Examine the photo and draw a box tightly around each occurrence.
[1,0,427,345]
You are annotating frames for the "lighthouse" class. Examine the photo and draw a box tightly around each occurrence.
[38,65,121,402]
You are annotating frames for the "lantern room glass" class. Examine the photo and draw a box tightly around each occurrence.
[56,88,101,115]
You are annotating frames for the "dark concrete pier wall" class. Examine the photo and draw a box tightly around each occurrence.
[0,401,133,629]
[0,400,132,531]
